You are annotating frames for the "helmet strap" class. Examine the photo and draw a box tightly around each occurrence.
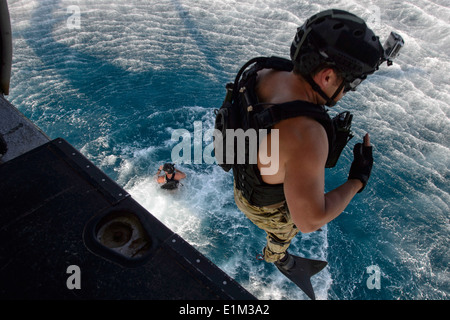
[330,80,346,101]
[303,74,346,107]
[303,74,332,106]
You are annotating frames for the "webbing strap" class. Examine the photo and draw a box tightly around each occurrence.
[253,100,329,129]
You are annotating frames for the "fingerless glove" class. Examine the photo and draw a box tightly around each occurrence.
[348,143,373,193]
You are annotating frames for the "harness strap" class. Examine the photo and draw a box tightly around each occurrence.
[224,56,353,207]
[166,173,176,182]
[253,100,329,129]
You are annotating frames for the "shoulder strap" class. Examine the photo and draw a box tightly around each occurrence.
[233,56,293,99]
[261,56,294,72]
[234,56,294,130]
[252,100,335,166]
[253,100,330,129]
[232,57,266,96]
[232,56,333,134]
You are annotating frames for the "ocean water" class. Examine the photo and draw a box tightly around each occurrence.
[6,0,449,300]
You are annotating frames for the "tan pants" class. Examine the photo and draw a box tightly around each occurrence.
[234,186,299,263]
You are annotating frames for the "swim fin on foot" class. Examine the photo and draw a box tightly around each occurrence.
[274,252,328,300]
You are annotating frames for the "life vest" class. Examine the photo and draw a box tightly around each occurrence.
[161,173,179,190]
[214,56,353,206]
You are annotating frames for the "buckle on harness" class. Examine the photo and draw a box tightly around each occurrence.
[254,108,274,129]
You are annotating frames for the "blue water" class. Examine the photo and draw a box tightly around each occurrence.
[7,0,449,300]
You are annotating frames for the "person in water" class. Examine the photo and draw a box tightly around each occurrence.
[156,163,186,189]
[225,9,390,299]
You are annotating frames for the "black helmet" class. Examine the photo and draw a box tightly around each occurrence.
[290,9,384,103]
[163,163,175,174]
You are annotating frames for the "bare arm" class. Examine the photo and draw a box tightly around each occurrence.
[175,169,186,180]
[155,165,164,183]
[282,119,364,233]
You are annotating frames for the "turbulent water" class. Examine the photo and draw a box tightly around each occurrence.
[7,0,449,299]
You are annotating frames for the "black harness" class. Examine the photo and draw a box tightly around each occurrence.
[161,173,179,190]
[214,56,353,206]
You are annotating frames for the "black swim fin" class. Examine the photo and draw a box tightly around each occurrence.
[275,252,328,300]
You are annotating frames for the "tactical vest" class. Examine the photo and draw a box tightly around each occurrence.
[214,56,353,206]
[161,173,179,190]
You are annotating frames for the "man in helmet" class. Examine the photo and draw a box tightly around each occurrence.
[156,163,186,190]
[230,9,385,299]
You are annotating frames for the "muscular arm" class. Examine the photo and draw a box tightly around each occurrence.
[282,118,363,233]
[155,165,164,183]
[175,169,187,180]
